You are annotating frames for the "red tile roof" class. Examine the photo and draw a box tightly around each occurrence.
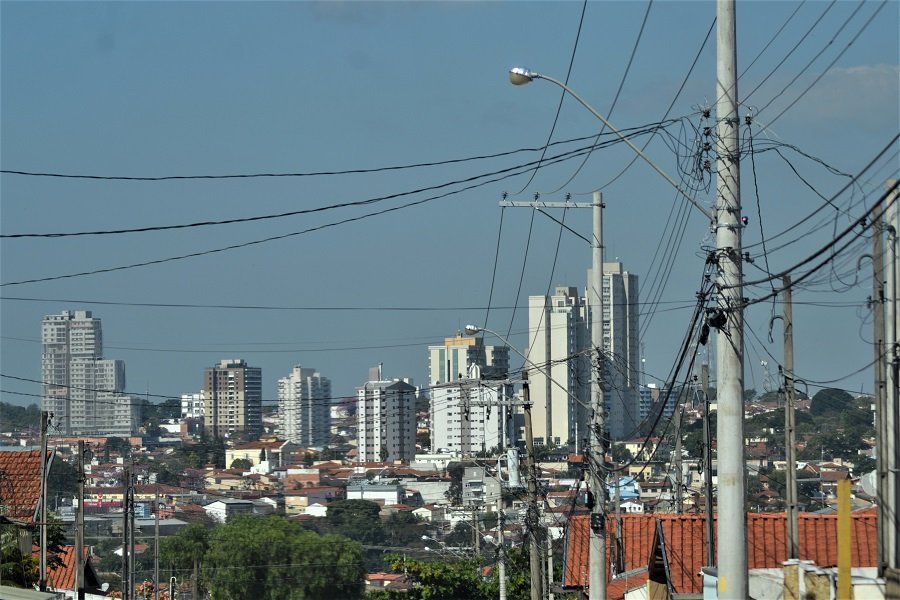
[565,511,878,597]
[37,545,103,593]
[0,449,49,523]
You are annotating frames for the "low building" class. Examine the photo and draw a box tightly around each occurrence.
[204,498,254,523]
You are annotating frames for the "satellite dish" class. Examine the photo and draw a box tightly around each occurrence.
[101,583,110,592]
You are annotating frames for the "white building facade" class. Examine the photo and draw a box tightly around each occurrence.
[430,366,513,457]
[277,365,331,448]
[357,369,417,462]
[527,287,590,447]
[428,332,509,385]
[594,262,641,440]
[41,310,139,436]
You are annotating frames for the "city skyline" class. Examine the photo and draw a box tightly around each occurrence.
[3,2,897,416]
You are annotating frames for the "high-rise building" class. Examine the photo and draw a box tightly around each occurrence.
[430,365,513,456]
[41,310,139,436]
[527,262,641,446]
[595,262,641,440]
[357,367,416,462]
[277,365,331,448]
[203,359,262,439]
[428,333,512,456]
[427,332,509,385]
[527,287,590,447]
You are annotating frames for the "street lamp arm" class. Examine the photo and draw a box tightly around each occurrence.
[509,68,713,222]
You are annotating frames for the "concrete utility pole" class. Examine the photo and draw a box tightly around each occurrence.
[714,1,746,596]
[76,440,86,600]
[521,373,545,600]
[886,179,900,571]
[782,276,799,561]
[588,192,607,600]
[39,410,50,592]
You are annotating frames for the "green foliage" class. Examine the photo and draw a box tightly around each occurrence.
[160,523,211,594]
[853,455,876,475]
[325,500,386,545]
[388,554,484,600]
[230,458,252,470]
[205,514,365,600]
[1,526,38,587]
[798,430,867,461]
[810,388,853,417]
[0,402,41,431]
[445,463,464,505]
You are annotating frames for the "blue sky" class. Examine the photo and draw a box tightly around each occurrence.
[2,1,898,410]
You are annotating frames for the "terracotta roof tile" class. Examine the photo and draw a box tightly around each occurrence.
[0,449,49,522]
[565,511,878,597]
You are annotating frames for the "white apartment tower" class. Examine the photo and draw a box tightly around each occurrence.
[357,367,416,462]
[594,262,641,440]
[527,287,590,447]
[430,365,513,456]
[41,310,139,436]
[427,333,513,456]
[203,359,262,439]
[527,263,640,446]
[278,365,331,448]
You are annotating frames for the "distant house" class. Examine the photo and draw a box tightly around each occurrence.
[204,499,254,523]
[345,482,403,506]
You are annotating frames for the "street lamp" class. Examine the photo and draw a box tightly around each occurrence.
[507,67,712,222]
[511,30,747,595]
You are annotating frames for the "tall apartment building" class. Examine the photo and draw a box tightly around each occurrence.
[427,333,513,456]
[203,359,262,439]
[41,310,139,436]
[277,365,331,448]
[527,287,590,447]
[356,366,416,462]
[430,365,513,456]
[596,262,641,440]
[427,332,509,385]
[527,262,640,446]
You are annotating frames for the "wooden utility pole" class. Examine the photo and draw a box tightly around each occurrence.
[39,410,50,592]
[872,199,887,576]
[122,465,130,600]
[76,440,86,600]
[702,362,715,567]
[155,485,160,600]
[673,402,684,514]
[522,373,545,600]
[783,276,799,562]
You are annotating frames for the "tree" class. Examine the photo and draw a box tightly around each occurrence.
[325,500,386,545]
[387,554,486,600]
[810,388,853,417]
[230,458,252,470]
[160,523,211,598]
[205,514,365,599]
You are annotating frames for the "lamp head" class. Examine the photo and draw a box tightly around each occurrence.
[509,67,536,85]
[464,324,481,336]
